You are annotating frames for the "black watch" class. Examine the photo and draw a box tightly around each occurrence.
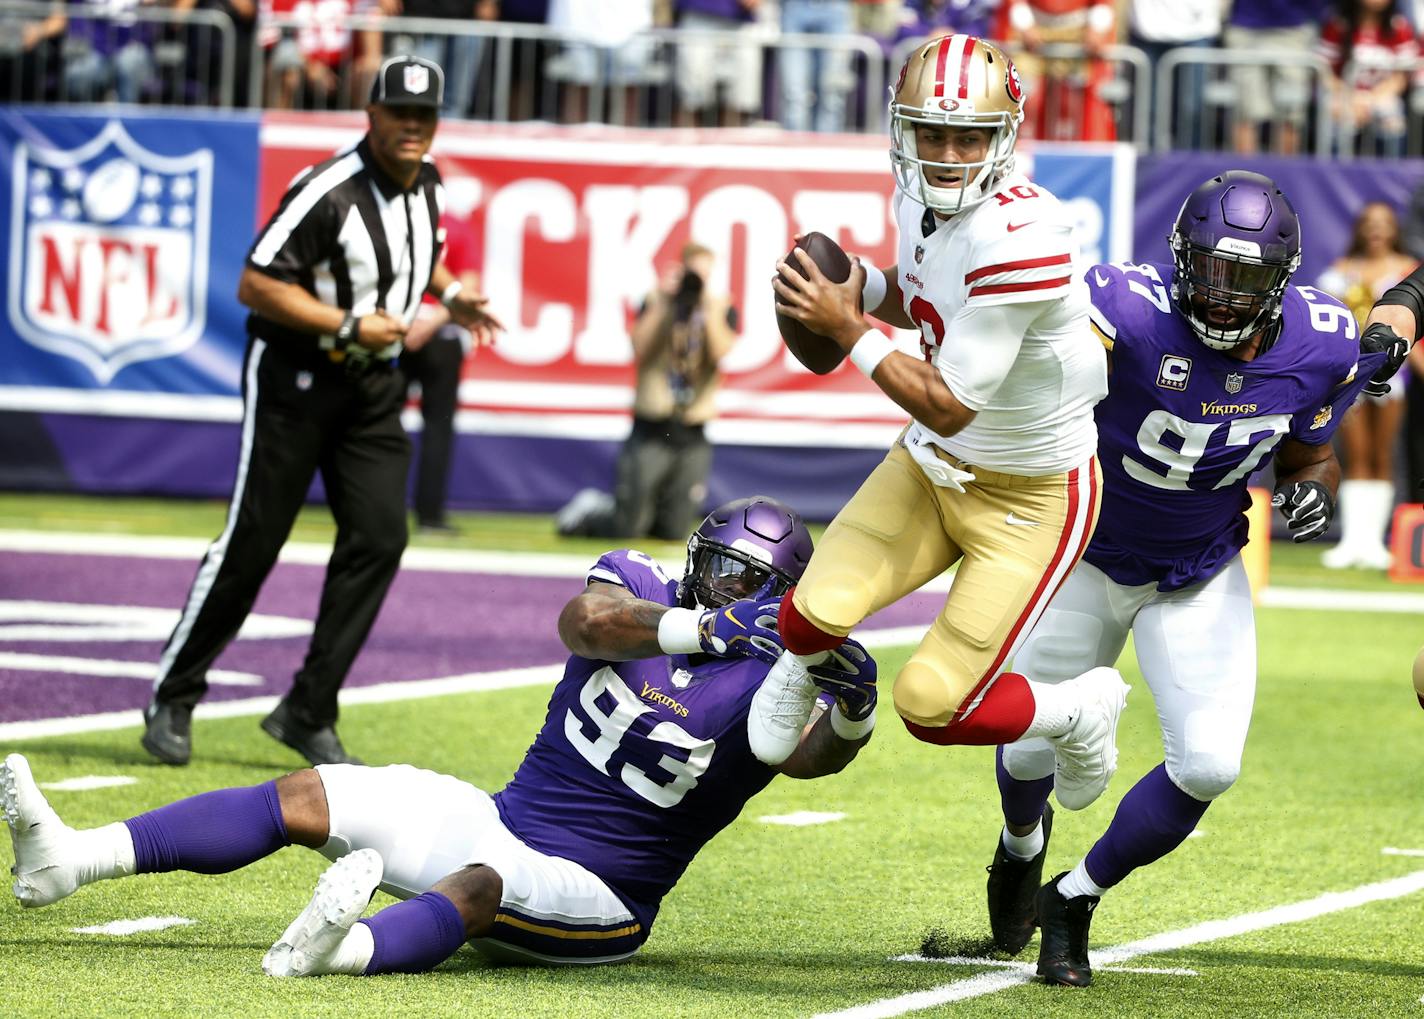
[334,312,358,349]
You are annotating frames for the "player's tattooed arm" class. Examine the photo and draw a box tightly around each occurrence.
[777,702,870,780]
[557,582,670,661]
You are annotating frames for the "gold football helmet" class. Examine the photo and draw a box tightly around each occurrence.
[889,35,1026,214]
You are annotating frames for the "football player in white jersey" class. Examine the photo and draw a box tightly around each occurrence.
[767,34,1127,811]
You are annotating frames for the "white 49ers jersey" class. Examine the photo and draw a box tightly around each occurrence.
[894,173,1107,474]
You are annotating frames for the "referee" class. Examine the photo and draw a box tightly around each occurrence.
[142,55,501,767]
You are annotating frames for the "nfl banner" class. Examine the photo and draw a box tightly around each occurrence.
[0,109,259,403]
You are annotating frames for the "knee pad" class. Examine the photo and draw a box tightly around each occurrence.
[778,588,846,656]
[1169,752,1240,802]
[1000,738,1056,782]
[892,659,958,729]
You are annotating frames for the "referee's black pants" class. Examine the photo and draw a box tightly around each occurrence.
[152,336,411,728]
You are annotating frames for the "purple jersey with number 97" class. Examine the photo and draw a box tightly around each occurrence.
[494,548,782,933]
[1084,261,1385,591]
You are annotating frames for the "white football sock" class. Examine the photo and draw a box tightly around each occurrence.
[329,921,376,976]
[1057,859,1109,900]
[1019,680,1080,739]
[1000,820,1044,862]
[73,822,137,886]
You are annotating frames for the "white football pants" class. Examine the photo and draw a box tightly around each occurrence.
[1001,556,1256,802]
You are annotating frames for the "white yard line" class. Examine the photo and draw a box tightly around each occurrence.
[1382,847,1424,857]
[818,870,1424,1018]
[71,917,195,936]
[891,955,1197,977]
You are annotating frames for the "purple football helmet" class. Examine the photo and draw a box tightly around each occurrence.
[678,496,813,610]
[1169,170,1302,351]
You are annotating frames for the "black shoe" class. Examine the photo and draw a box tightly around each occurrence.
[260,701,364,766]
[141,701,192,766]
[416,520,460,536]
[1035,872,1099,987]
[986,802,1054,955]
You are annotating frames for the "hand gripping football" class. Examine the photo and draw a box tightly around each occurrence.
[774,231,857,376]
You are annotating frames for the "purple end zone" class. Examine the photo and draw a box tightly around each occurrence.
[0,550,943,727]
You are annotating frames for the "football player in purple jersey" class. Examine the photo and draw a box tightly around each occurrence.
[2,497,877,976]
[980,171,1398,987]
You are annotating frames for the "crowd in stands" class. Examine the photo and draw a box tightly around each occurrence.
[2,0,1423,154]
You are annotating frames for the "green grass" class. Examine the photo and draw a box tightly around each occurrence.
[1,494,1422,1016]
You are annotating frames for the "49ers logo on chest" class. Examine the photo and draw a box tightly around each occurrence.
[7,120,213,384]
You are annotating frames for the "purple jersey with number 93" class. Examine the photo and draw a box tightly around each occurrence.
[494,549,780,931]
[1084,261,1384,591]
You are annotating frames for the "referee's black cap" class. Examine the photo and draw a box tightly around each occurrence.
[369,55,444,109]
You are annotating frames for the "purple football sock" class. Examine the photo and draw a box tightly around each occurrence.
[996,745,1054,827]
[362,891,468,975]
[124,781,289,874]
[1084,763,1210,889]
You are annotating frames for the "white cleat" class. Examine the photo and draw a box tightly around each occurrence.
[2,753,82,908]
[747,652,821,766]
[263,848,383,978]
[1049,667,1130,811]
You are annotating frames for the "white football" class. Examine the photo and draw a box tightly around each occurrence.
[82,158,141,224]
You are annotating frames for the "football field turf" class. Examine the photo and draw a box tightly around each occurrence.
[0,494,1421,1017]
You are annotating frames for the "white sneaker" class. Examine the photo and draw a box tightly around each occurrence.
[263,848,383,978]
[556,488,613,536]
[2,753,82,908]
[1356,544,1394,571]
[1321,542,1358,570]
[1049,667,1130,811]
[747,653,820,766]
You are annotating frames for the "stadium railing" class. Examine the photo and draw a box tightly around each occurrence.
[0,0,236,108]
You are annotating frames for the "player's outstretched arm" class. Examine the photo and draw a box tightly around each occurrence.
[558,583,786,664]
[778,640,877,779]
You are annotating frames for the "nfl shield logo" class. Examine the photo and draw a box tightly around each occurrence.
[914,244,924,264]
[405,64,430,94]
[7,120,213,384]
[1225,372,1244,394]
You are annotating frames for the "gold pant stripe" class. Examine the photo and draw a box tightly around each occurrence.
[494,913,643,940]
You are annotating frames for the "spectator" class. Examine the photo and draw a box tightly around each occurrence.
[401,177,486,535]
[388,0,499,118]
[1224,0,1328,155]
[778,0,855,133]
[1318,0,1417,158]
[674,0,765,128]
[195,0,256,106]
[0,0,66,102]
[545,0,659,124]
[63,0,173,104]
[856,0,904,41]
[557,242,738,541]
[1316,201,1418,569]
[259,0,355,108]
[892,0,1000,46]
[1127,0,1221,148]
[999,0,1118,142]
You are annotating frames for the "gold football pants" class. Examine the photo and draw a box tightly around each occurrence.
[791,442,1101,728]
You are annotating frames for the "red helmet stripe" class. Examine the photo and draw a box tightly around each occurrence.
[933,36,952,97]
[958,36,977,99]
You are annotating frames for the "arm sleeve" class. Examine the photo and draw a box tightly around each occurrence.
[587,549,678,604]
[935,300,1043,411]
[246,178,336,283]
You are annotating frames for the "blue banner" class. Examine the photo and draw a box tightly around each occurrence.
[1029,144,1134,267]
[0,108,258,399]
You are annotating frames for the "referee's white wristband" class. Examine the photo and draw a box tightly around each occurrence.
[849,331,896,379]
[439,280,464,307]
[860,263,887,313]
[657,607,703,655]
[831,703,876,741]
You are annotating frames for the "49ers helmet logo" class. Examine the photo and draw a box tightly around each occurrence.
[895,58,909,96]
[1005,60,1024,103]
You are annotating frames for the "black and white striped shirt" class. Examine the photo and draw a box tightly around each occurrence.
[246,137,445,359]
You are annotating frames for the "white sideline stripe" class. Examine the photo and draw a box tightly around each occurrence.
[891,955,1197,977]
[1383,847,1424,857]
[41,775,137,791]
[759,811,846,826]
[0,626,924,742]
[819,870,1424,1018]
[0,653,261,687]
[72,916,195,936]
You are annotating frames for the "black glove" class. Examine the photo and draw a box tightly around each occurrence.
[1361,322,1410,398]
[1271,480,1335,543]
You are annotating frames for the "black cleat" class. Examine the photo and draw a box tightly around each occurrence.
[260,701,364,766]
[141,701,193,766]
[986,803,1054,955]
[1035,872,1098,987]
